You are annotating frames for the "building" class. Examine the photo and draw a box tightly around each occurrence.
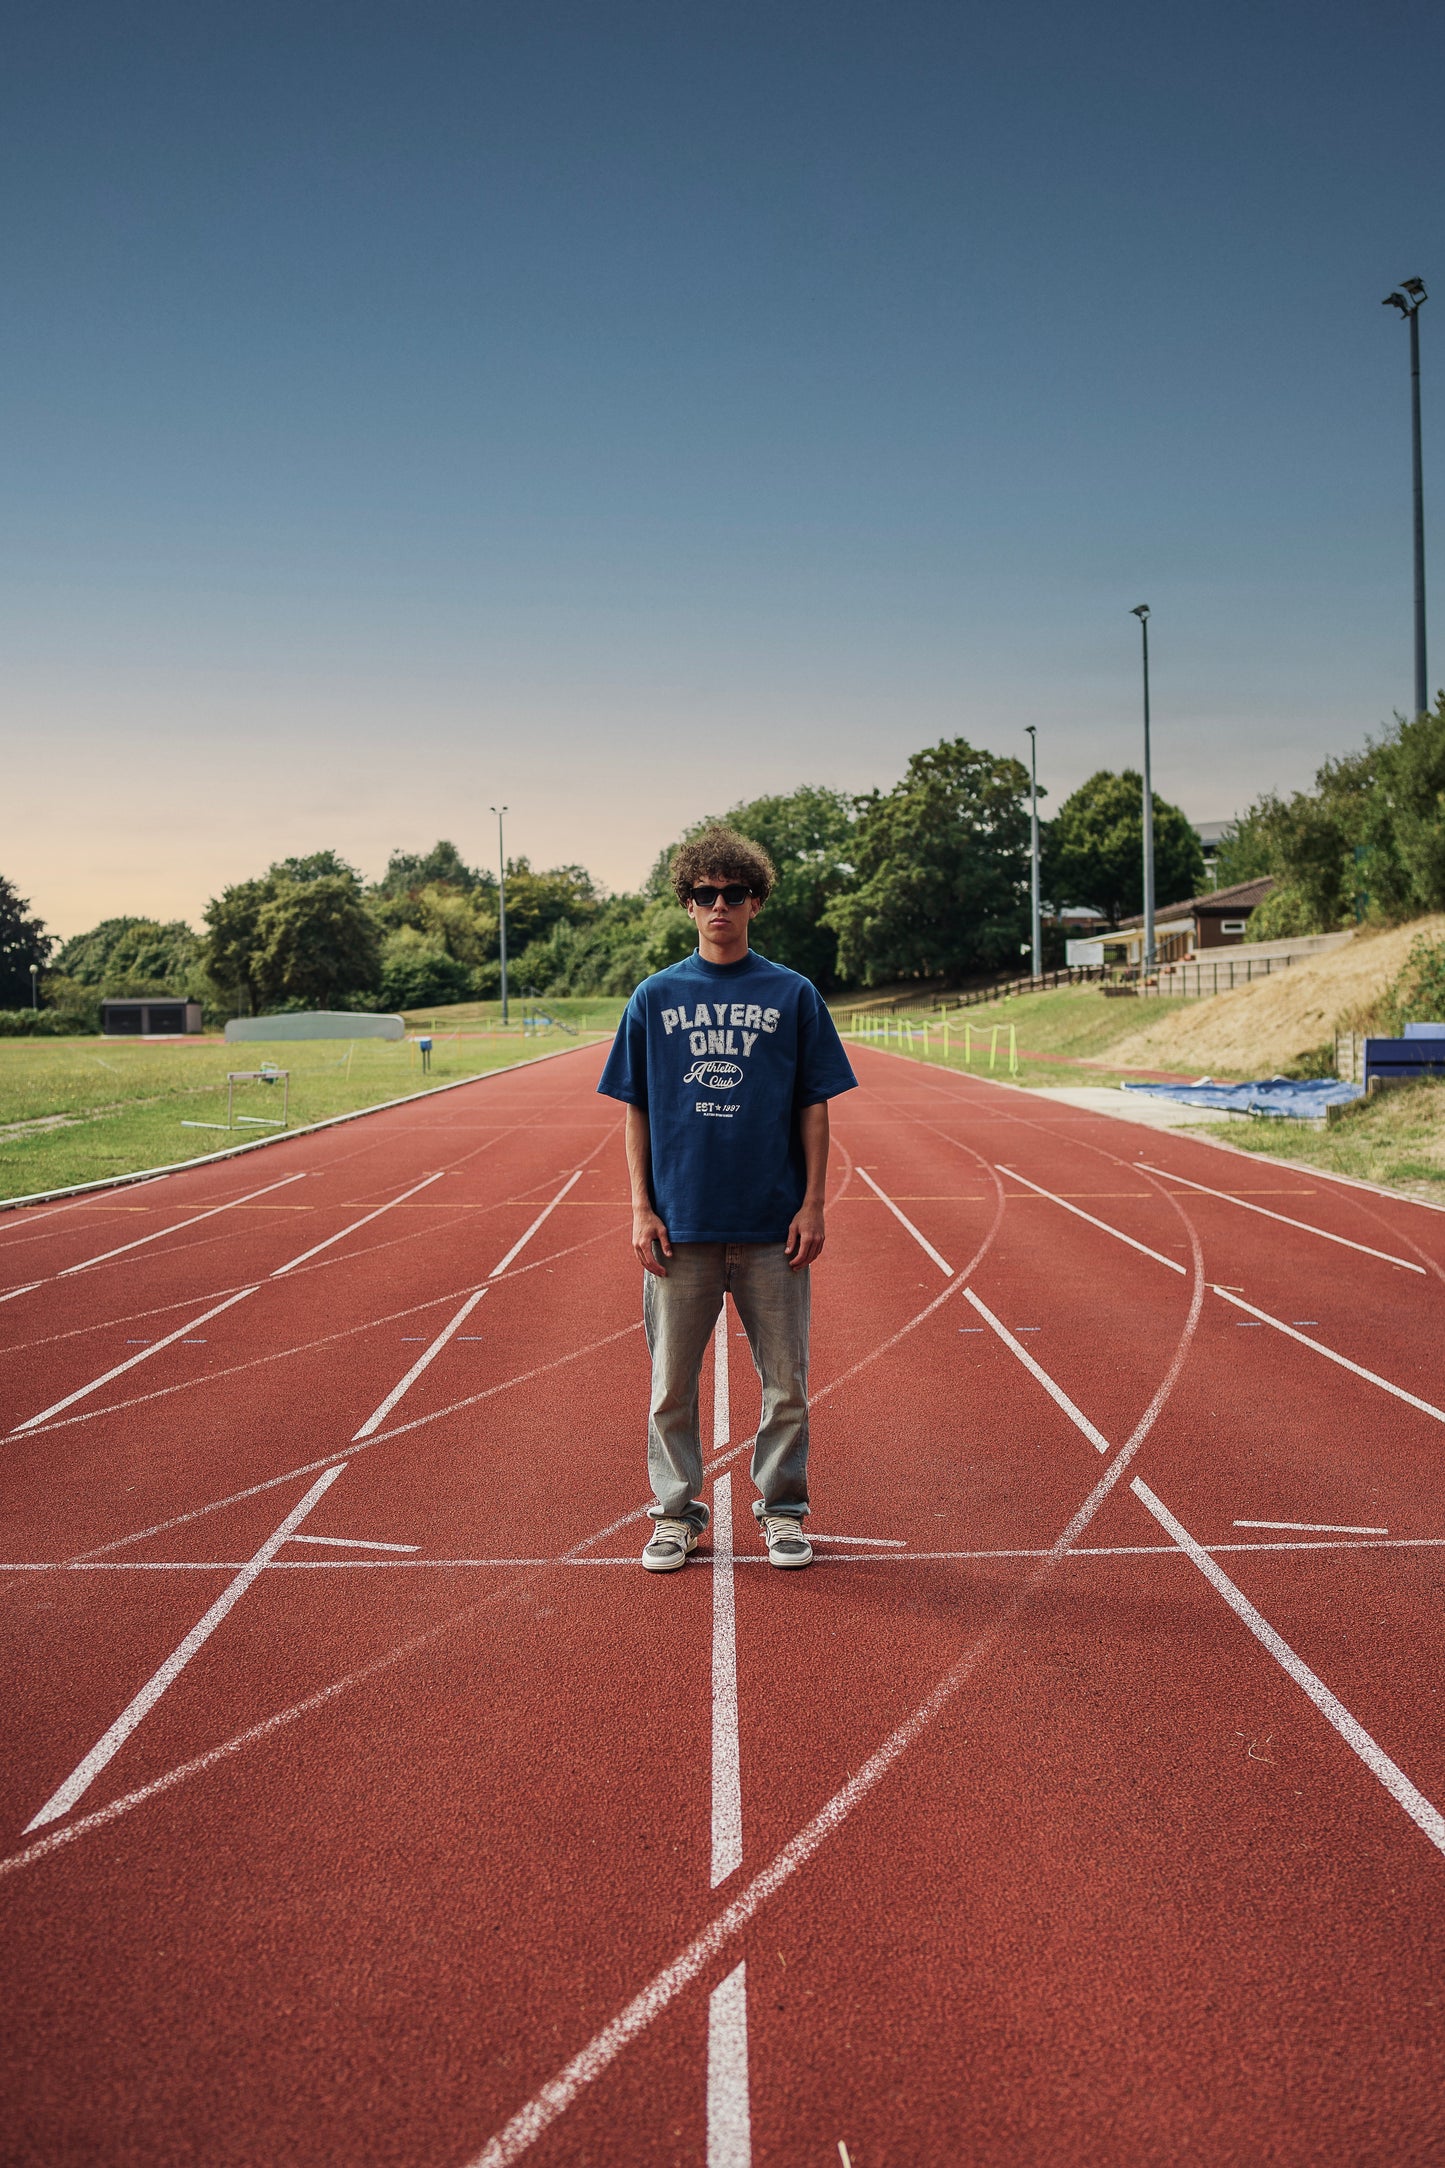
[100,997,205,1036]
[1111,875,1275,966]
[1193,819,1233,889]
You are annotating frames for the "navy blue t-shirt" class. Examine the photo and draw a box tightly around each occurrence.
[597,951,858,1244]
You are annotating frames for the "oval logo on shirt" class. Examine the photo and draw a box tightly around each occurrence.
[683,1060,743,1090]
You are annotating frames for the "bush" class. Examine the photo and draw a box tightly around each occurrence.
[0,1009,90,1035]
[376,928,475,1010]
[1382,937,1445,1033]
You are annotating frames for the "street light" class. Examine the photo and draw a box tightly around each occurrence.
[1131,605,1155,973]
[490,804,510,1025]
[29,962,38,1013]
[1383,278,1429,718]
[1024,726,1042,980]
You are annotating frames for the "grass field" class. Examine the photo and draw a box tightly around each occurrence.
[0,1026,609,1203]
[1192,1078,1445,1198]
[837,984,1203,1087]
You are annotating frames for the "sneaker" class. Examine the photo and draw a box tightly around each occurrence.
[642,1518,699,1573]
[759,1514,812,1569]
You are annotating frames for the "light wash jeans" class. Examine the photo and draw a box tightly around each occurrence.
[643,1242,811,1533]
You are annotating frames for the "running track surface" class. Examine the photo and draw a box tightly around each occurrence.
[2,1043,1445,2165]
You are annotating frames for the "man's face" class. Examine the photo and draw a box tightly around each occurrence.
[685,873,761,942]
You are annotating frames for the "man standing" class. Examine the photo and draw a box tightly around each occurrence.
[598,824,857,1573]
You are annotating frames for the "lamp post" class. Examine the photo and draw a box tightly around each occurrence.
[1383,279,1429,718]
[490,804,510,1025]
[29,962,38,1013]
[1024,726,1042,980]
[1131,605,1155,973]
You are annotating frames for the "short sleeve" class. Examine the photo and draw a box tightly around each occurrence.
[795,986,858,1106]
[597,988,649,1106]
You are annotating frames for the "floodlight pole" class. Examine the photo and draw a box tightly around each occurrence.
[491,804,509,1024]
[1131,605,1155,972]
[1025,726,1042,979]
[1384,281,1429,718]
[29,962,38,1013]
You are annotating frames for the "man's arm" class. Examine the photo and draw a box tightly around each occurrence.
[784,1101,829,1270]
[625,1102,672,1277]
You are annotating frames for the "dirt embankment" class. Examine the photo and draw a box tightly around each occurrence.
[1106,916,1445,1075]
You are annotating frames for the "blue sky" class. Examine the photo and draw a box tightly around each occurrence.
[4,0,1440,933]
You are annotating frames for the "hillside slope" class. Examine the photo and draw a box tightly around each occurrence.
[1106,915,1445,1074]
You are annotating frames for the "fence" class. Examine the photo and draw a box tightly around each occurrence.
[847,1013,1019,1074]
[849,949,1305,1018]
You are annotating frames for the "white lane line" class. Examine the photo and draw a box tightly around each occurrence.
[24,1464,345,1831]
[351,1286,488,1440]
[1136,1161,1425,1273]
[1212,1286,1445,1426]
[13,1533,1445,1571]
[807,1533,906,1547]
[855,1168,953,1276]
[1133,1478,1445,1859]
[973,1310,1445,1865]
[1235,1520,1390,1536]
[962,1289,1111,1453]
[490,1170,582,1277]
[713,1303,730,1453]
[706,1960,752,2168]
[9,1286,259,1434]
[711,1470,743,1888]
[290,1533,420,1552]
[0,1281,44,1304]
[996,1164,1186,1274]
[60,1170,311,1276]
[270,1171,446,1276]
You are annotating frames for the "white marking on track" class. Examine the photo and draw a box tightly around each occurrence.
[1133,1479,1445,1859]
[713,1301,730,1453]
[1234,1520,1389,1536]
[23,1464,346,1830]
[291,1533,420,1552]
[1136,1161,1425,1272]
[351,1286,488,1439]
[996,1164,1186,1273]
[855,1168,953,1275]
[270,1171,446,1276]
[59,1170,310,1276]
[1211,1286,1445,1425]
[0,1282,43,1305]
[962,1289,1110,1452]
[9,1285,259,1433]
[706,1960,751,2168]
[711,1468,742,1888]
[808,1533,905,1547]
[489,1170,582,1277]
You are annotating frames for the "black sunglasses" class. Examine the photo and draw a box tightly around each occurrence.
[690,883,753,908]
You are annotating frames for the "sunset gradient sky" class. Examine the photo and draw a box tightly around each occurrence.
[4,0,1440,935]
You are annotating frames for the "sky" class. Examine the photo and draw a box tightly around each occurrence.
[4,0,1442,936]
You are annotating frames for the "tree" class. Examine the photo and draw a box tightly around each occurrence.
[1043,770,1205,924]
[203,854,379,1013]
[55,917,203,990]
[375,840,493,899]
[500,860,599,952]
[822,739,1032,986]
[0,876,52,1006]
[376,927,476,1010]
[723,787,857,989]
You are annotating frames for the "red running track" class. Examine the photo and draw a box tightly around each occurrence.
[2,1041,1445,2165]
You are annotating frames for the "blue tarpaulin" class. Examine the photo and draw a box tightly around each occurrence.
[1120,1078,1365,1120]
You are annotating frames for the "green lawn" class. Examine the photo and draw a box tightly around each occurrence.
[1186,1080,1445,1199]
[836,984,1200,1085]
[0,1028,606,1202]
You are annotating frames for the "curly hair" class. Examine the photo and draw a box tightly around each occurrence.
[670,824,777,907]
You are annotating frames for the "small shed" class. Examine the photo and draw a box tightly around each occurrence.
[101,998,204,1037]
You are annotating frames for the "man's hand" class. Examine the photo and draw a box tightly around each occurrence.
[784,1199,825,1271]
[633,1206,673,1277]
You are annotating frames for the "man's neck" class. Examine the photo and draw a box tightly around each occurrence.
[696,930,750,967]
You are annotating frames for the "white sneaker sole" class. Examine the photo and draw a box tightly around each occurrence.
[642,1542,695,1573]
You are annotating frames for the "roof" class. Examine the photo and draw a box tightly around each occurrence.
[1115,875,1274,930]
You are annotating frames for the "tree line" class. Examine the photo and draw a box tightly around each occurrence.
[9,700,1439,1025]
